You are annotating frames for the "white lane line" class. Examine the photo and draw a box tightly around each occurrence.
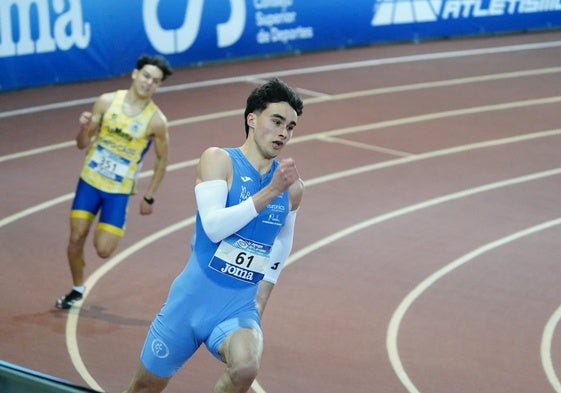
[3,67,561,163]
[3,41,560,119]
[4,92,559,165]
[0,160,198,228]
[67,166,561,391]
[303,67,561,104]
[304,128,561,186]
[0,141,75,163]
[292,96,561,145]
[387,218,561,393]
[317,135,413,157]
[0,194,75,227]
[3,128,561,228]
[0,97,96,119]
[66,218,196,392]
[294,87,331,98]
[167,108,242,127]
[289,169,561,264]
[542,305,561,393]
[251,380,267,393]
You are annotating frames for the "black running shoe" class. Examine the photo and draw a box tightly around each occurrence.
[55,289,83,309]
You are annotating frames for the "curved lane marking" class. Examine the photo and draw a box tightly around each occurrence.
[68,167,561,391]
[4,39,560,390]
[3,100,561,392]
[0,159,198,228]
[387,218,561,393]
[2,41,559,120]
[0,67,561,162]
[542,304,561,393]
[66,219,195,391]
[2,124,561,228]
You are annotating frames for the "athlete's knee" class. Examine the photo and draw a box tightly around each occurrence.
[68,227,89,250]
[94,231,120,258]
[68,236,85,253]
[69,222,90,246]
[94,243,115,259]
[94,238,118,259]
[124,363,169,393]
[227,357,260,387]
[125,378,156,393]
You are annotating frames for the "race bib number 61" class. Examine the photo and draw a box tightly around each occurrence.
[209,234,271,284]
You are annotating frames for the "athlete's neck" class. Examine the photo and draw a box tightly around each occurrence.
[122,90,151,117]
[239,145,273,176]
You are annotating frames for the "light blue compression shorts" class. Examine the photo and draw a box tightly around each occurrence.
[139,256,262,378]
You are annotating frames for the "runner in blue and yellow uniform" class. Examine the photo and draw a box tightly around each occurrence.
[55,55,173,310]
[123,78,305,393]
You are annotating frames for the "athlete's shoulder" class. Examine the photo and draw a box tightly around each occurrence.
[197,147,233,183]
[201,146,230,160]
[95,90,117,109]
[100,90,119,103]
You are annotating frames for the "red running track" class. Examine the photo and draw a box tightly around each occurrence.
[2,30,561,393]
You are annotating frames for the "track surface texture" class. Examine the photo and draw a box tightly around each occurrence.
[2,30,561,393]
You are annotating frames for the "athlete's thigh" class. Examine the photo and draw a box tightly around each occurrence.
[94,191,129,255]
[70,178,102,221]
[126,362,170,393]
[140,317,202,378]
[97,191,130,236]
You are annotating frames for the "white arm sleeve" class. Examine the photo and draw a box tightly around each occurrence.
[195,180,258,243]
[263,209,298,284]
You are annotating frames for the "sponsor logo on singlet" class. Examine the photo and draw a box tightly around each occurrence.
[151,338,170,359]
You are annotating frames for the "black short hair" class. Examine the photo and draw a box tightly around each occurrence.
[244,78,303,136]
[136,54,173,81]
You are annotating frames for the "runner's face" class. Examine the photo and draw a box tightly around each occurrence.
[249,102,297,159]
[132,65,163,97]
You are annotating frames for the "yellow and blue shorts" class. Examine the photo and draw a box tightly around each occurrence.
[70,178,130,237]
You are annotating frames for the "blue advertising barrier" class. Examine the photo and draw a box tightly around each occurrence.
[0,0,560,91]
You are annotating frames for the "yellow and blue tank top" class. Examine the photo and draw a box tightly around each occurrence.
[80,90,157,194]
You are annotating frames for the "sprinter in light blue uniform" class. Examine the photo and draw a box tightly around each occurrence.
[142,148,289,372]
[124,78,305,393]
